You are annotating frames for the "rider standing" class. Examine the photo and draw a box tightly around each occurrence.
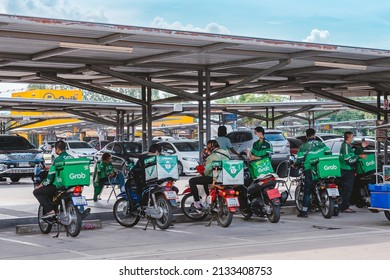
[339,131,368,213]
[294,128,330,218]
[33,140,73,218]
[248,126,273,161]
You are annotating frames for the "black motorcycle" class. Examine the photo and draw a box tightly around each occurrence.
[351,171,376,208]
[113,168,177,230]
[295,169,342,219]
[38,185,88,237]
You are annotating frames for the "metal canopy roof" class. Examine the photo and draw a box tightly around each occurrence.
[0,13,388,127]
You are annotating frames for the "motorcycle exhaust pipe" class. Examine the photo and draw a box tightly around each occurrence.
[336,197,343,205]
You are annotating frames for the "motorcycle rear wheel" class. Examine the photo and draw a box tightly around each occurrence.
[216,196,233,227]
[180,193,208,220]
[155,195,173,230]
[266,203,280,223]
[240,207,253,219]
[37,205,53,234]
[65,202,82,237]
[113,197,140,228]
[320,190,334,219]
[384,210,390,221]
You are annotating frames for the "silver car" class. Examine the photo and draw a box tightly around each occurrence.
[226,129,290,165]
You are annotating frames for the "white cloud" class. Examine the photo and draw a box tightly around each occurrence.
[303,29,330,43]
[4,0,108,23]
[151,16,230,34]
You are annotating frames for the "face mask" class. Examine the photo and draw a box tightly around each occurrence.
[351,139,355,144]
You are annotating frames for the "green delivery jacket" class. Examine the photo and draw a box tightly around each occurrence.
[93,161,115,188]
[339,141,364,171]
[41,151,74,188]
[250,139,273,159]
[295,139,330,171]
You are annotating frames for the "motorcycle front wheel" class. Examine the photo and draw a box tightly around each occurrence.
[180,193,208,220]
[240,207,253,219]
[155,195,173,230]
[65,202,82,237]
[266,202,281,223]
[294,183,304,212]
[37,205,53,234]
[216,196,233,227]
[320,190,334,219]
[113,197,140,228]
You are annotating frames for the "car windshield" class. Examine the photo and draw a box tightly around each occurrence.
[173,142,199,152]
[68,142,93,149]
[0,137,33,150]
[123,143,142,153]
[265,133,285,142]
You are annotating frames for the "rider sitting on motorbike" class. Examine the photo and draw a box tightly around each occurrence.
[294,128,331,218]
[189,139,230,210]
[93,152,126,201]
[33,140,74,218]
[131,144,179,200]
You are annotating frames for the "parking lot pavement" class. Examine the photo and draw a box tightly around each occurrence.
[0,175,297,229]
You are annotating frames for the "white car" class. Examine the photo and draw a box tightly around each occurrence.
[226,129,290,166]
[52,140,97,162]
[157,140,200,175]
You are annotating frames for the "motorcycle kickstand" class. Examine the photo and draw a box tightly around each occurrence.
[143,219,150,231]
[206,214,215,227]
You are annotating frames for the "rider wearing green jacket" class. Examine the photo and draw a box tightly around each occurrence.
[33,140,73,218]
[295,128,331,218]
[339,131,368,213]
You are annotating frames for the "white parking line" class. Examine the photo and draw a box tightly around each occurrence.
[0,236,44,247]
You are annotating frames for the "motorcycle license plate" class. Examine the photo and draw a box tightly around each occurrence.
[71,196,88,206]
[266,188,281,199]
[226,197,240,207]
[327,188,340,197]
[164,191,178,200]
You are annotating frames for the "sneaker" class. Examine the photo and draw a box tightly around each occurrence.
[342,208,356,213]
[297,211,308,218]
[193,201,203,209]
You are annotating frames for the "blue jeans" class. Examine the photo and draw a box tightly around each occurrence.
[105,172,126,192]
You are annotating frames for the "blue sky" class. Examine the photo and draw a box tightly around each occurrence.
[0,0,389,93]
[1,0,390,50]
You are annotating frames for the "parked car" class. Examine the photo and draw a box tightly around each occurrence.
[52,140,97,162]
[38,141,56,153]
[287,137,302,156]
[95,141,143,171]
[226,129,290,166]
[156,140,200,175]
[0,135,43,183]
[296,133,341,143]
[323,137,377,156]
[88,139,111,151]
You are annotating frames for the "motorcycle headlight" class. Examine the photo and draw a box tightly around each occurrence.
[0,154,9,160]
[0,154,10,161]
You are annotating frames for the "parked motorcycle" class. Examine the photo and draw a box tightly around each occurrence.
[295,168,342,219]
[38,185,88,237]
[180,182,240,227]
[351,172,376,208]
[33,157,46,188]
[113,175,178,230]
[240,173,283,223]
[37,158,91,238]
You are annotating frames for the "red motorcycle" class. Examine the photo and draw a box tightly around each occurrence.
[180,182,240,227]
